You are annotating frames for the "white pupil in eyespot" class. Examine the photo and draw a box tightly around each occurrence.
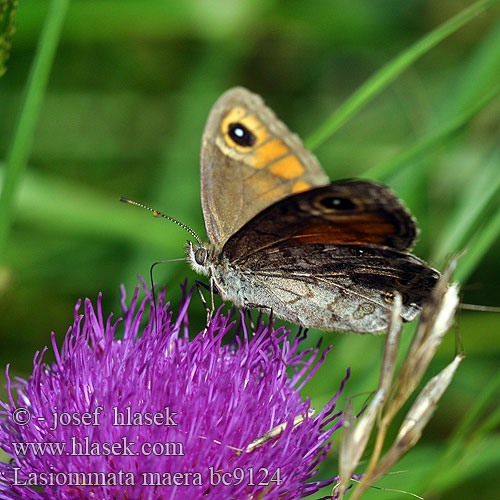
[234,127,244,137]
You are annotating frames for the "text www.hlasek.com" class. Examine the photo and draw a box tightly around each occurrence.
[13,436,184,457]
[12,440,283,488]
[10,404,283,488]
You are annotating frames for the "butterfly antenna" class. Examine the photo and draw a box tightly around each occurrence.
[120,197,202,245]
[459,303,500,313]
[149,258,187,317]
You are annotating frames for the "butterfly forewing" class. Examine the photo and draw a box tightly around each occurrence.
[200,87,329,249]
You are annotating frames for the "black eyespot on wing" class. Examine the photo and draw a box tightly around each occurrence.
[227,122,256,147]
[319,196,357,210]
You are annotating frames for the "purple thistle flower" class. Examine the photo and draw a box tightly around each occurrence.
[0,281,348,499]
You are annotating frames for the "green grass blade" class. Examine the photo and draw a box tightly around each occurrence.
[425,435,500,495]
[305,0,500,151]
[438,18,500,120]
[455,203,500,283]
[0,168,179,252]
[365,84,500,181]
[474,404,500,440]
[443,369,500,462]
[0,0,69,261]
[431,145,500,267]
[423,370,500,494]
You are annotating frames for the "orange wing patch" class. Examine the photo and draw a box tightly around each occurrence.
[291,218,396,245]
[292,181,311,193]
[269,155,305,179]
[249,139,289,169]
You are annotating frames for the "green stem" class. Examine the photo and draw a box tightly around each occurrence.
[425,369,500,493]
[455,204,500,283]
[305,0,500,151]
[365,84,500,181]
[0,0,69,261]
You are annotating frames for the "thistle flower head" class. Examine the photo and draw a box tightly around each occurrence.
[0,281,347,499]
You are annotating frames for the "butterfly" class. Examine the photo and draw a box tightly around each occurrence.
[125,87,440,333]
[184,87,441,333]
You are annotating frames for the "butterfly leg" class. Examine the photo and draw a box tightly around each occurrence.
[209,274,216,323]
[246,303,274,331]
[195,279,220,329]
[255,307,274,329]
[245,309,256,333]
[197,274,217,328]
[195,280,210,315]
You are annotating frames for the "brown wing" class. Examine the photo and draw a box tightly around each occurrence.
[200,87,329,249]
[222,179,419,259]
[223,242,439,332]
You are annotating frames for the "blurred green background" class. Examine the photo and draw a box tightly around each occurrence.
[1,0,499,498]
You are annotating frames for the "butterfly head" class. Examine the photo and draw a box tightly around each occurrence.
[186,240,211,276]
